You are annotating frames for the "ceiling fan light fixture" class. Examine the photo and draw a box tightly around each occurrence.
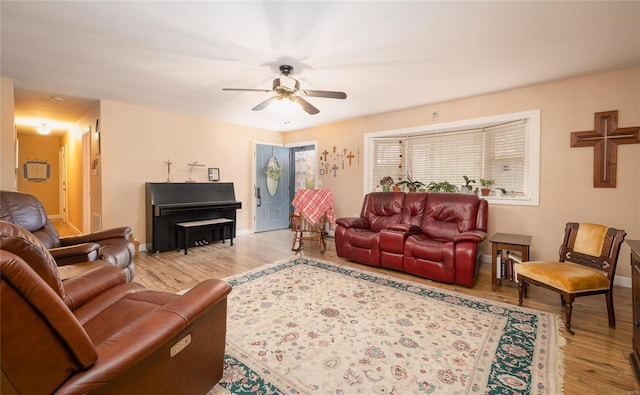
[269,96,301,114]
[36,122,51,135]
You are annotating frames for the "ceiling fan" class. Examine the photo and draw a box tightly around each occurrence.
[222,65,347,115]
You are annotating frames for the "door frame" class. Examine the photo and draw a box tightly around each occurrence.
[82,130,91,233]
[286,139,318,197]
[251,140,319,233]
[59,144,68,223]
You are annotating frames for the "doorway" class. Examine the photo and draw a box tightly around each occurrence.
[254,142,317,233]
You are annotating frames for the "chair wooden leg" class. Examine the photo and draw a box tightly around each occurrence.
[518,280,525,306]
[563,293,575,335]
[606,291,616,328]
[291,231,302,252]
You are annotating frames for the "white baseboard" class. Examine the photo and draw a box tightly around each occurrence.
[481,254,631,289]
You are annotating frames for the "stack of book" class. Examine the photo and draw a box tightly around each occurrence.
[496,250,522,282]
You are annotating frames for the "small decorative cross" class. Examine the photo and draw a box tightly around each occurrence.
[332,164,338,177]
[346,151,355,166]
[164,159,172,183]
[571,110,640,188]
[321,150,329,162]
[356,148,360,166]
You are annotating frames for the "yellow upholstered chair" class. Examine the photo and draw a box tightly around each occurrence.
[517,222,626,335]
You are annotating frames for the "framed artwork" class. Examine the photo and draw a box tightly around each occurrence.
[24,160,50,182]
[208,168,220,182]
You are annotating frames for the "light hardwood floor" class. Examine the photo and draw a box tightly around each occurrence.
[56,222,639,394]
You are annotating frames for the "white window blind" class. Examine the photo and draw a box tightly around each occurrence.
[371,119,528,196]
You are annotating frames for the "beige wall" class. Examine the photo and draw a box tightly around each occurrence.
[99,100,282,244]
[1,78,16,190]
[2,67,638,282]
[16,133,61,215]
[285,67,640,280]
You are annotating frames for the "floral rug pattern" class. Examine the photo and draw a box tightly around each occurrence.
[210,257,563,394]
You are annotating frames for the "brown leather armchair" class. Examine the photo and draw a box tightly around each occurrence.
[0,220,232,394]
[1,190,136,281]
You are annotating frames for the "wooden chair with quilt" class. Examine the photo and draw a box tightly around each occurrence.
[517,222,626,335]
[290,214,327,253]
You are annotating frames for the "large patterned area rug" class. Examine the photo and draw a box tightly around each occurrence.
[209,257,564,394]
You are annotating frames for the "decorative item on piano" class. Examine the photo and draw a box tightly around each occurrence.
[187,161,206,183]
[164,159,172,183]
[208,168,220,182]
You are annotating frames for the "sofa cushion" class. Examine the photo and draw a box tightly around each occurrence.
[422,193,480,241]
[401,192,429,226]
[361,192,404,232]
[347,228,380,249]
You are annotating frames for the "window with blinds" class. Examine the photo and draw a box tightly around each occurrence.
[366,110,540,206]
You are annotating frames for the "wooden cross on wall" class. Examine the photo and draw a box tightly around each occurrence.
[571,110,640,188]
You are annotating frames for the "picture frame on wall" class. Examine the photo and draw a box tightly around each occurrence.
[24,160,50,182]
[208,168,220,182]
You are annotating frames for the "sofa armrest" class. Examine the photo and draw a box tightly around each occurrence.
[60,227,132,245]
[453,230,487,243]
[50,244,100,265]
[62,265,128,310]
[336,217,370,229]
[385,223,421,232]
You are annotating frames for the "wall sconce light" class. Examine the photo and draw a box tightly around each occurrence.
[36,122,51,135]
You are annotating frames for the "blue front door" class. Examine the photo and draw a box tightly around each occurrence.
[255,144,290,232]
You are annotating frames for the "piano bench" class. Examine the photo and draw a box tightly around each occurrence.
[175,218,235,255]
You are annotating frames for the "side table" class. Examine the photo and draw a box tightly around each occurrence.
[627,240,640,384]
[490,232,532,291]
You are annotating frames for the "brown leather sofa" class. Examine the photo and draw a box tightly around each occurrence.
[0,220,232,394]
[1,190,136,281]
[335,192,488,287]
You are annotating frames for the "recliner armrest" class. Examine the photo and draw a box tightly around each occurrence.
[159,279,232,323]
[385,223,421,232]
[62,265,128,310]
[336,217,369,229]
[50,243,100,265]
[56,279,232,394]
[60,227,132,245]
[453,230,487,243]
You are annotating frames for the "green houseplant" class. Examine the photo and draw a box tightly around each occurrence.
[461,175,476,194]
[426,181,458,193]
[379,176,394,192]
[396,176,425,192]
[479,178,494,196]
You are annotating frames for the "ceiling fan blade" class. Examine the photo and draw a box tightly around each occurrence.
[302,90,347,99]
[222,88,272,93]
[252,96,278,111]
[293,96,320,115]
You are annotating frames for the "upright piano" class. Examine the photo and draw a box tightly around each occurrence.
[145,182,242,253]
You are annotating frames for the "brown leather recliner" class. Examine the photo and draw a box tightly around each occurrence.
[0,220,232,394]
[0,190,136,281]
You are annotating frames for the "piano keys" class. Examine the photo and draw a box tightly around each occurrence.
[145,182,242,253]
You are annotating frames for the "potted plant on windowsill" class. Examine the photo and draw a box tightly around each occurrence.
[479,178,495,196]
[396,176,425,192]
[379,176,394,192]
[426,181,458,193]
[461,175,475,194]
[495,188,507,197]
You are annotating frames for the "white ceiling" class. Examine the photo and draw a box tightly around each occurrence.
[2,1,639,133]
